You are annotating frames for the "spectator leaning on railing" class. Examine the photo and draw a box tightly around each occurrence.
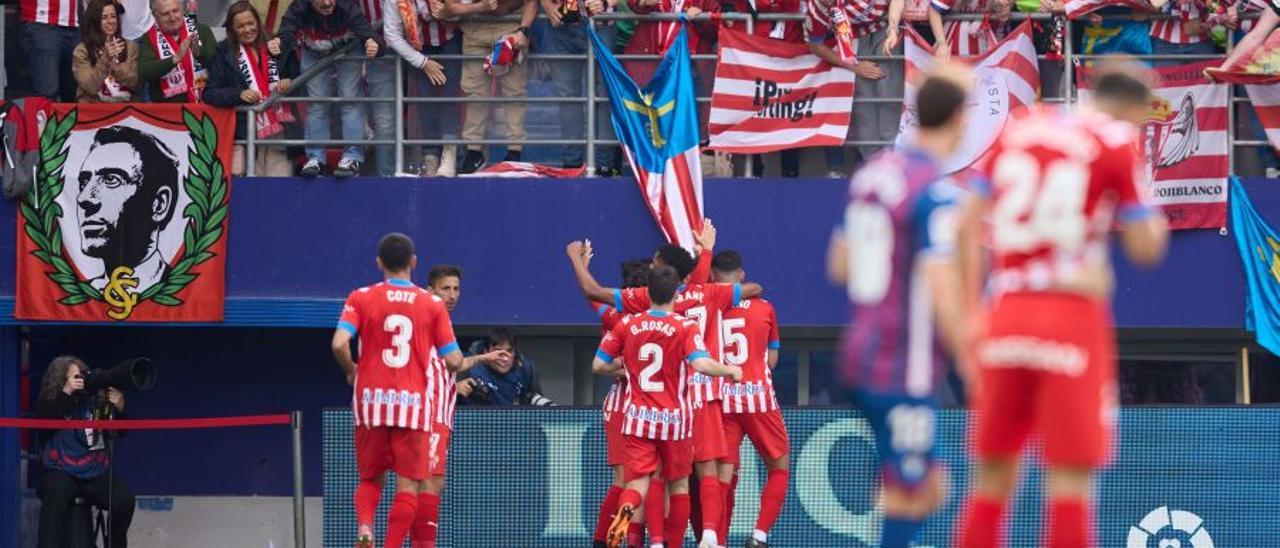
[724,0,805,177]
[358,0,398,176]
[384,0,463,176]
[204,1,297,176]
[72,0,140,103]
[459,328,556,406]
[137,0,217,103]
[270,0,382,178]
[447,0,539,175]
[540,0,620,172]
[1149,0,1219,66]
[22,0,91,101]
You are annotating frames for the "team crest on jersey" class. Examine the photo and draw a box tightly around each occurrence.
[15,103,232,322]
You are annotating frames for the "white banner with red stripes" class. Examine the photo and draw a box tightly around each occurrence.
[707,27,857,154]
[1203,27,1280,163]
[1063,0,1152,19]
[1080,61,1229,230]
[1243,85,1280,158]
[896,21,1039,174]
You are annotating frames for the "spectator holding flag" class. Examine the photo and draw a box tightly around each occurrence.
[540,0,620,172]
[624,0,721,142]
[447,0,539,174]
[723,0,806,177]
[383,0,462,176]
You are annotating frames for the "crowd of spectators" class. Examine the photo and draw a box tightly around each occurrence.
[10,0,1276,177]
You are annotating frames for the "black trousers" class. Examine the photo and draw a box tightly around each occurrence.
[36,469,135,548]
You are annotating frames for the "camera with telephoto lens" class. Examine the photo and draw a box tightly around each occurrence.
[522,392,555,406]
[81,358,158,393]
[469,379,497,403]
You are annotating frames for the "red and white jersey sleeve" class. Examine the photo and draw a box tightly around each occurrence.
[978,107,1156,296]
[721,298,782,414]
[597,312,706,440]
[595,302,629,419]
[21,0,79,27]
[340,281,458,431]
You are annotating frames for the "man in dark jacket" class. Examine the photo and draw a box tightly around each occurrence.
[268,0,381,178]
[136,0,218,103]
[35,356,135,548]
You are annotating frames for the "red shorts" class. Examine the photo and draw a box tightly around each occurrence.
[623,434,693,482]
[605,411,626,467]
[974,292,1117,467]
[721,409,790,467]
[693,403,728,463]
[356,426,429,481]
[428,423,452,477]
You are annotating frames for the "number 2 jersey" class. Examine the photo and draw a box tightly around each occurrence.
[338,279,460,431]
[596,310,710,440]
[838,146,961,398]
[974,106,1155,295]
[613,283,742,404]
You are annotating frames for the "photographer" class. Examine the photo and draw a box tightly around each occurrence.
[459,328,555,406]
[35,356,136,548]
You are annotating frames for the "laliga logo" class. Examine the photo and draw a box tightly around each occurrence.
[1127,507,1214,548]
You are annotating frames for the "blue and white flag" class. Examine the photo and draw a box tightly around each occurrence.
[1230,178,1280,356]
[589,24,704,249]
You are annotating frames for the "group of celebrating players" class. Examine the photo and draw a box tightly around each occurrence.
[332,58,1170,548]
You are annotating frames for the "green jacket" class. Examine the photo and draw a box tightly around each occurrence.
[136,23,218,103]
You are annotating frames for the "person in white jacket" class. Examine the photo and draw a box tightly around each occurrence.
[384,0,463,176]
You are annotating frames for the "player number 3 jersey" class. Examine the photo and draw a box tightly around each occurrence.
[338,279,459,432]
[596,311,709,441]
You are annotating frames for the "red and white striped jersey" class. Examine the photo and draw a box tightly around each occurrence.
[805,0,890,43]
[975,107,1156,295]
[720,298,782,414]
[934,0,996,56]
[21,0,79,27]
[359,0,383,24]
[1150,0,1207,44]
[338,279,459,431]
[597,311,707,440]
[595,302,628,421]
[423,20,455,47]
[427,350,458,429]
[614,283,742,404]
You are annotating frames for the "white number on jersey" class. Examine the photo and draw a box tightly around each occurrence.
[846,202,895,304]
[722,317,748,367]
[887,404,935,453]
[991,150,1088,253]
[382,314,412,368]
[638,343,665,392]
[685,305,708,338]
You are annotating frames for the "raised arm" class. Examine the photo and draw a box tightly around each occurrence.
[1215,9,1278,72]
[567,240,619,304]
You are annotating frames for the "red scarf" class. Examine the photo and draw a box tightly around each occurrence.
[237,43,294,138]
[146,15,207,101]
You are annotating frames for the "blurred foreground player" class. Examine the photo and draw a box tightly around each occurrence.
[712,251,789,548]
[825,66,971,548]
[592,265,744,548]
[331,233,464,548]
[955,64,1169,547]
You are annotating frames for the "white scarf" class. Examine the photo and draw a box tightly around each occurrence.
[237,43,294,138]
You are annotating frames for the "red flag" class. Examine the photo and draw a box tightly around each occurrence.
[707,27,857,154]
[459,161,588,178]
[1065,0,1153,19]
[16,103,233,321]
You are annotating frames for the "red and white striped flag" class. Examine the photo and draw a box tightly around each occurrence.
[1064,0,1153,19]
[896,21,1039,174]
[458,162,588,178]
[1205,26,1280,156]
[707,27,857,154]
[1081,61,1229,230]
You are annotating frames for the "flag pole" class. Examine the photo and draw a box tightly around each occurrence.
[1240,346,1252,405]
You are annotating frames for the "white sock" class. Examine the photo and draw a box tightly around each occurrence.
[650,543,664,548]
[701,530,718,546]
[753,529,768,543]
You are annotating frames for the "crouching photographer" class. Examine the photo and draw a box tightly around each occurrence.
[459,328,556,407]
[35,356,146,548]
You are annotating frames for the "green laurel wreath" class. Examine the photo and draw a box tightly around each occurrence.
[21,108,229,311]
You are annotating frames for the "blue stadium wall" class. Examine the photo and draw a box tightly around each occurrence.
[0,177,1277,545]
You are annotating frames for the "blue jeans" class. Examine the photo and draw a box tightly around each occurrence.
[300,49,365,163]
[365,56,397,175]
[409,35,463,156]
[541,22,617,167]
[21,22,79,102]
[1151,39,1217,67]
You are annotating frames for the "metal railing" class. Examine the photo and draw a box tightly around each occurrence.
[237,10,1266,176]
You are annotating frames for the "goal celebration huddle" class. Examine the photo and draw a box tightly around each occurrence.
[332,60,1169,548]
